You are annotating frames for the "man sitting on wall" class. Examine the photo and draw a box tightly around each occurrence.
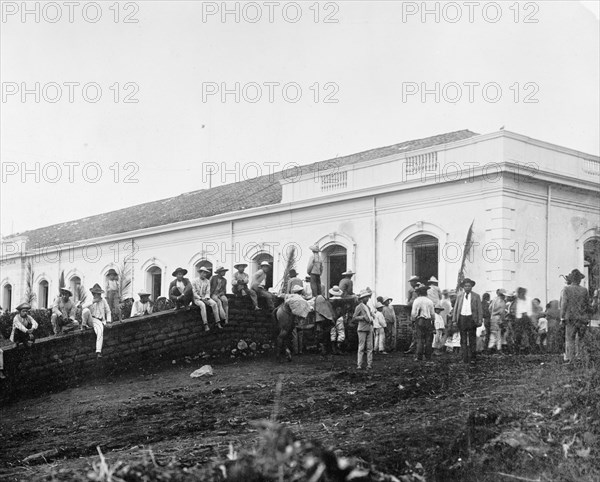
[193,266,223,331]
[51,287,78,335]
[168,267,193,309]
[10,303,39,348]
[339,270,357,300]
[130,291,153,317]
[231,263,259,310]
[251,261,275,311]
[286,269,303,294]
[210,266,229,325]
[81,284,112,358]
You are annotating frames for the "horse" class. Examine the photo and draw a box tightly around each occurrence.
[273,304,295,362]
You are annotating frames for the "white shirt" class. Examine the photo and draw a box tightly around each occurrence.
[373,311,387,329]
[515,297,533,319]
[460,293,473,316]
[411,296,435,320]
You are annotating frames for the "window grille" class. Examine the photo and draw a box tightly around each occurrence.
[320,171,348,192]
[405,152,438,175]
[582,159,600,176]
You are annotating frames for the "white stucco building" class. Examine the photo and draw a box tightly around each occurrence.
[1,129,599,311]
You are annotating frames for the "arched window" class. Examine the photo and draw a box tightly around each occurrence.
[38,280,49,309]
[2,284,12,312]
[406,234,439,283]
[253,253,273,290]
[194,260,213,278]
[323,244,347,290]
[146,266,162,300]
[70,276,82,302]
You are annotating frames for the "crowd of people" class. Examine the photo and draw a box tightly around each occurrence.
[402,268,598,366]
[0,240,598,379]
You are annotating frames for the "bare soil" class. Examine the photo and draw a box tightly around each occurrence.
[1,350,598,481]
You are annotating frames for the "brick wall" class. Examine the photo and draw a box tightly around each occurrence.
[0,296,276,403]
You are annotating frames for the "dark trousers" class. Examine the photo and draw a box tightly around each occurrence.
[514,315,534,352]
[458,315,477,363]
[14,330,35,347]
[415,317,434,360]
[310,274,322,297]
[169,286,193,309]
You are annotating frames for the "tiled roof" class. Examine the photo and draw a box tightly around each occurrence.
[6,130,478,248]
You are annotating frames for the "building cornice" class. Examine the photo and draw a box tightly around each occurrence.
[3,157,598,260]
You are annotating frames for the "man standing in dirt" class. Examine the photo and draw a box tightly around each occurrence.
[560,269,590,363]
[404,275,421,354]
[452,278,483,364]
[411,285,435,361]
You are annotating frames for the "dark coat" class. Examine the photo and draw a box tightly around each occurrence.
[452,291,483,325]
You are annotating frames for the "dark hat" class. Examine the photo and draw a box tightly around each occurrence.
[59,287,73,297]
[569,268,585,280]
[16,302,31,311]
[172,267,188,277]
[460,278,476,287]
[90,283,104,294]
[106,268,118,277]
[289,269,298,277]
[215,266,228,274]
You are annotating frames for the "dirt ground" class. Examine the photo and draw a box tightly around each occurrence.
[1,349,599,482]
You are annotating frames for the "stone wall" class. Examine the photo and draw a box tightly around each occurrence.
[0,296,275,403]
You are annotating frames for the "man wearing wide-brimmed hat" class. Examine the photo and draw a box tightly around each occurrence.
[451,278,483,364]
[130,290,153,318]
[381,296,397,351]
[193,266,223,331]
[404,276,421,355]
[306,244,323,297]
[286,269,303,294]
[81,284,111,358]
[232,263,259,310]
[251,261,274,311]
[411,284,435,361]
[427,276,442,304]
[169,267,194,310]
[51,287,78,336]
[105,268,122,322]
[353,289,374,369]
[210,266,229,324]
[339,269,356,300]
[560,268,590,362]
[10,303,39,348]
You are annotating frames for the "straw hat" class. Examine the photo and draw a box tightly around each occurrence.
[329,286,343,297]
[358,289,371,299]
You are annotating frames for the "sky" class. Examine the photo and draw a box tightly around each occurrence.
[1,0,599,236]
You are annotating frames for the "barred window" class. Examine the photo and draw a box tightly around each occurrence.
[405,152,438,175]
[583,159,600,176]
[320,171,348,192]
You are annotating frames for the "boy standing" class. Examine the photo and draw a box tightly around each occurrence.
[373,302,387,354]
